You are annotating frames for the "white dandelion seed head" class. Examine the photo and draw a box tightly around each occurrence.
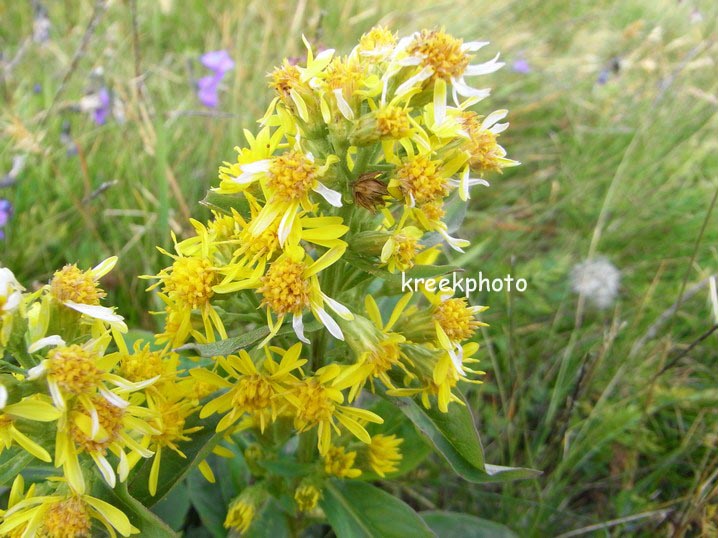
[570,257,621,309]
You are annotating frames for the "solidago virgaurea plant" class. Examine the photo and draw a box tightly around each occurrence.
[0,27,535,537]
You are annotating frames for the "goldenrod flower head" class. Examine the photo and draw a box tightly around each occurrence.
[47,344,102,397]
[224,487,265,534]
[0,478,137,537]
[268,150,318,202]
[366,434,403,477]
[69,395,124,453]
[47,257,125,328]
[460,110,518,174]
[395,154,446,205]
[119,342,166,383]
[259,256,311,316]
[407,29,470,82]
[433,297,483,342]
[50,264,104,307]
[294,482,322,512]
[163,256,215,310]
[357,26,397,57]
[380,226,424,273]
[269,60,303,100]
[323,445,362,478]
[376,106,412,139]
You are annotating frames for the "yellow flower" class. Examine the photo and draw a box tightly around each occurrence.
[323,445,362,478]
[197,343,306,433]
[214,245,353,346]
[430,294,488,373]
[224,486,266,534]
[231,150,342,248]
[354,26,398,60]
[459,109,519,177]
[380,225,424,273]
[0,396,60,462]
[140,392,202,496]
[0,476,138,537]
[146,230,227,346]
[47,257,126,330]
[28,338,157,412]
[366,434,403,477]
[285,365,383,455]
[294,482,322,512]
[55,393,157,492]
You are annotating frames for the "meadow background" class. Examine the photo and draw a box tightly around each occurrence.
[1,0,717,535]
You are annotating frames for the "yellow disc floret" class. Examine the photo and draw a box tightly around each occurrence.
[258,257,311,316]
[224,497,255,534]
[433,298,480,341]
[408,29,470,81]
[269,61,302,99]
[376,106,412,139]
[396,155,446,204]
[461,111,504,172]
[294,483,321,512]
[120,345,164,382]
[50,264,104,305]
[163,257,215,309]
[71,396,124,453]
[232,376,274,413]
[293,378,335,430]
[267,151,317,202]
[47,345,102,396]
[367,434,403,477]
[41,497,92,538]
[323,445,361,478]
[358,26,397,53]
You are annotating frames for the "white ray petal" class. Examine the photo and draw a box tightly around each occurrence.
[315,307,344,341]
[321,293,353,320]
[333,89,354,120]
[313,182,343,207]
[28,335,65,353]
[481,109,508,130]
[293,314,310,344]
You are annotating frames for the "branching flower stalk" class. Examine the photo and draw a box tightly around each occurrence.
[0,27,516,537]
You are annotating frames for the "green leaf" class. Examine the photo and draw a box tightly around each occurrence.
[177,320,322,357]
[187,466,232,538]
[128,413,223,506]
[201,190,251,218]
[259,458,317,478]
[151,482,191,531]
[321,480,435,538]
[0,448,35,487]
[390,393,541,483]
[420,511,518,538]
[94,482,178,538]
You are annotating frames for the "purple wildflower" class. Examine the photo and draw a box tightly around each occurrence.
[197,50,234,108]
[93,87,111,125]
[512,57,532,74]
[0,200,12,239]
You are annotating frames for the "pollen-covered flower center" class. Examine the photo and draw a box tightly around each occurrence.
[367,341,402,376]
[359,26,397,53]
[376,107,412,139]
[461,112,502,172]
[324,58,363,93]
[269,62,302,99]
[422,201,445,222]
[393,233,421,269]
[267,151,318,202]
[434,298,478,341]
[323,446,360,477]
[164,257,215,309]
[154,403,188,446]
[258,258,311,315]
[408,29,470,81]
[48,345,103,395]
[50,264,104,306]
[239,222,280,261]
[294,380,335,426]
[396,155,446,204]
[232,375,274,412]
[120,348,163,382]
[41,497,91,538]
[71,396,124,453]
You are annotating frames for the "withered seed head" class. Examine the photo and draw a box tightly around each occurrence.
[352,172,388,213]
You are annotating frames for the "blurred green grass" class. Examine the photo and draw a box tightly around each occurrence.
[2,0,718,535]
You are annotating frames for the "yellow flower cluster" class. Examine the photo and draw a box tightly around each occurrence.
[0,26,513,536]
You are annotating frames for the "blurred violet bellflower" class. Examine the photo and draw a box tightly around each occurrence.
[197,50,234,108]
